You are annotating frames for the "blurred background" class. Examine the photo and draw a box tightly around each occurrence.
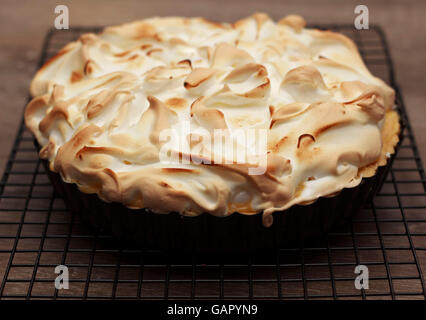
[0,0,424,173]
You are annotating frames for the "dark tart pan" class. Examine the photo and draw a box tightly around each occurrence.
[36,122,403,252]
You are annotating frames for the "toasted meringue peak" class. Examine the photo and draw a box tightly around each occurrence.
[26,13,400,224]
[278,15,306,32]
[184,68,216,89]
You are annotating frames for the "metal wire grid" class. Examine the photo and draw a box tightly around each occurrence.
[0,25,425,300]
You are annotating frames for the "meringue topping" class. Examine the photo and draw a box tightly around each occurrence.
[25,13,400,224]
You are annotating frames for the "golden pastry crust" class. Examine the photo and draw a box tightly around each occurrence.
[25,13,400,220]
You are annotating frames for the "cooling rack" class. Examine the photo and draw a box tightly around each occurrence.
[0,25,425,300]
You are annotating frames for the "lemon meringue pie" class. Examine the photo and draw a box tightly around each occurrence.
[25,13,400,228]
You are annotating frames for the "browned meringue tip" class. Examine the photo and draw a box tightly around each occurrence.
[278,15,307,32]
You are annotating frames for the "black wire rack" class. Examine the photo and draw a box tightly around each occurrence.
[0,25,425,300]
